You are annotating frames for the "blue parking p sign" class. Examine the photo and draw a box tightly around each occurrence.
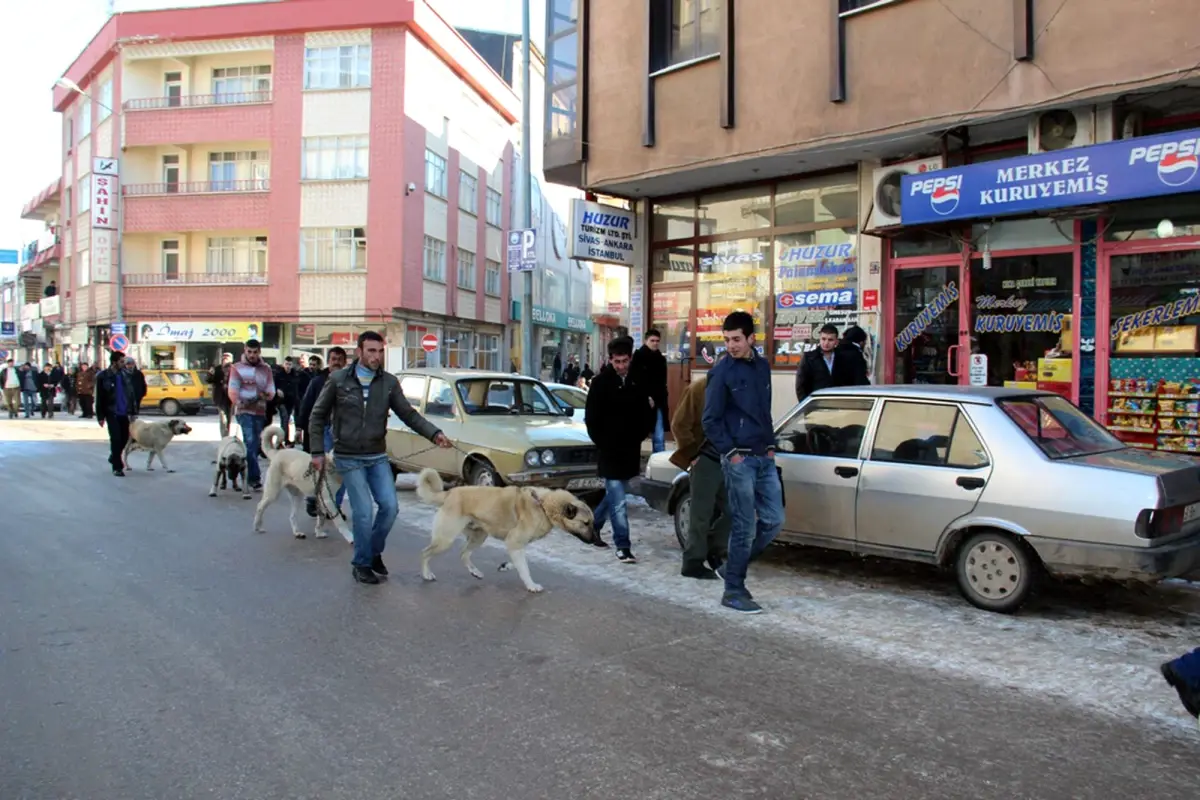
[506,228,537,273]
[0,321,14,337]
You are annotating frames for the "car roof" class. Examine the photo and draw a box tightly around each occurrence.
[811,384,1059,405]
[395,368,540,382]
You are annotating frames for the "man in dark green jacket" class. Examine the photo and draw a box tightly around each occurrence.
[309,331,451,585]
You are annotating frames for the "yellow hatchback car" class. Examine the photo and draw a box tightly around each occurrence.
[386,368,602,493]
[142,369,210,416]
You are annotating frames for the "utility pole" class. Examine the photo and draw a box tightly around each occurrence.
[519,0,534,378]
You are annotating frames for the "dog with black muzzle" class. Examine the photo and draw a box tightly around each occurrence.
[209,435,251,500]
[415,468,596,593]
[123,418,193,472]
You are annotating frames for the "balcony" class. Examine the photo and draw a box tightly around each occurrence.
[122,181,270,233]
[123,92,273,147]
[122,272,270,318]
[19,242,61,276]
[21,179,62,222]
[39,295,61,319]
[123,272,267,287]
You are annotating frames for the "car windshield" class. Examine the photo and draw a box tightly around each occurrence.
[552,388,587,409]
[998,395,1126,459]
[456,378,564,416]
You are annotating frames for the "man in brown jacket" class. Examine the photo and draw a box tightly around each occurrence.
[75,363,97,418]
[670,374,730,580]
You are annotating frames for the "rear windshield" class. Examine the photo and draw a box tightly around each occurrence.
[998,395,1125,459]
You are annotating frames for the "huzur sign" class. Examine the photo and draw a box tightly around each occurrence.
[568,199,638,267]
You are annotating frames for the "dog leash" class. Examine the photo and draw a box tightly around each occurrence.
[304,461,347,522]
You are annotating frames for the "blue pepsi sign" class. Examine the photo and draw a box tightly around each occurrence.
[900,128,1200,225]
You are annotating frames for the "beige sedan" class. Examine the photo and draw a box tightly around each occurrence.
[386,368,604,494]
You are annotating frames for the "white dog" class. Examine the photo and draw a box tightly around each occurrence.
[209,435,251,500]
[252,424,346,539]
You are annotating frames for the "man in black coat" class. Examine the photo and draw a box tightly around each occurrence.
[794,323,870,403]
[95,350,138,477]
[585,336,654,563]
[631,328,670,454]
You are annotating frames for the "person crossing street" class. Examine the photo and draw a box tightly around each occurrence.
[95,350,137,477]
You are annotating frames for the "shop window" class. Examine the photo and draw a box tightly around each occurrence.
[652,200,696,241]
[1108,248,1200,455]
[652,246,694,286]
[696,237,771,363]
[971,219,1070,251]
[968,253,1073,390]
[405,326,436,369]
[477,333,501,371]
[892,232,960,259]
[773,230,859,368]
[698,187,771,238]
[445,329,473,368]
[775,173,857,228]
[425,378,456,417]
[893,266,959,385]
[776,398,874,459]
[1106,197,1200,241]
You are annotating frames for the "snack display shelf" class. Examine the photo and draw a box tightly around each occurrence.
[1109,391,1157,398]
[1107,408,1155,416]
[1108,426,1157,434]
[1158,413,1200,419]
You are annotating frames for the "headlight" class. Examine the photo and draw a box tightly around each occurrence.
[524,450,541,467]
[540,449,556,466]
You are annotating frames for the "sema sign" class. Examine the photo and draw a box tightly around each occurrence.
[568,200,637,267]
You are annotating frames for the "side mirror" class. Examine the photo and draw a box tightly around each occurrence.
[559,404,575,417]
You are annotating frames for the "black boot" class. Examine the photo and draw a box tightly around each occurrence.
[353,565,380,584]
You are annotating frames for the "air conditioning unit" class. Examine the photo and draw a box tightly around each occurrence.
[1119,110,1145,140]
[1028,107,1096,153]
[871,156,944,228]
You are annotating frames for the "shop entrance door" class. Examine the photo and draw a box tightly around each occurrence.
[888,262,968,385]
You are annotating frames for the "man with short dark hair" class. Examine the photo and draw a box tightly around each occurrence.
[1,358,19,418]
[794,322,869,403]
[632,328,669,453]
[227,338,276,491]
[585,336,654,563]
[310,332,452,585]
[702,311,782,614]
[95,350,137,476]
[301,347,347,516]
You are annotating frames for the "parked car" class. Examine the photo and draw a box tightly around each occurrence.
[546,382,588,418]
[142,369,210,416]
[637,385,1200,613]
[386,368,603,495]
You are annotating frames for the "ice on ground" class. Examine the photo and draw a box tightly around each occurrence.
[390,474,1200,736]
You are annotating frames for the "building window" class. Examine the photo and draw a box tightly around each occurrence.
[303,44,371,90]
[77,251,90,288]
[212,65,272,102]
[208,150,270,190]
[207,236,268,275]
[65,117,74,152]
[161,240,180,281]
[839,0,909,15]
[486,187,502,227]
[456,248,477,290]
[484,259,502,296]
[651,0,721,72]
[425,150,447,197]
[423,236,446,282]
[405,325,436,368]
[300,227,367,272]
[445,329,473,368]
[79,99,91,139]
[545,0,580,143]
[477,333,501,371]
[302,135,369,180]
[98,80,113,120]
[77,177,90,214]
[459,170,478,214]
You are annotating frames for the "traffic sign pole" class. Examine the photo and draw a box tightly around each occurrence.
[519,0,534,379]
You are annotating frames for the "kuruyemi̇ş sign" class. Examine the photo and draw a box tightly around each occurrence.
[894,282,959,352]
[1112,293,1200,340]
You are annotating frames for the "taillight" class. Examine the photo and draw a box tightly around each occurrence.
[1137,506,1185,539]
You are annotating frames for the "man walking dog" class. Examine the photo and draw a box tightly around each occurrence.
[309,331,451,585]
[227,339,276,492]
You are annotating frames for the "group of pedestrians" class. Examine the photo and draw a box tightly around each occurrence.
[1,358,111,420]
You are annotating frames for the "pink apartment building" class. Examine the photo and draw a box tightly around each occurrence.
[20,0,517,371]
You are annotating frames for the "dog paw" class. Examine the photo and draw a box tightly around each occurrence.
[422,570,437,582]
[166,469,175,474]
[315,530,328,539]
[468,566,484,580]
[208,490,217,497]
[525,583,545,594]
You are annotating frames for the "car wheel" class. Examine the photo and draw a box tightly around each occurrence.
[468,460,500,487]
[673,490,691,551]
[160,398,181,417]
[954,530,1036,613]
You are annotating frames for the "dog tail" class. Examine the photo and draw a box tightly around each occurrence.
[262,424,286,458]
[415,468,448,506]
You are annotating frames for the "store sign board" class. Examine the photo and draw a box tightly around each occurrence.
[92,229,114,283]
[513,302,594,334]
[91,157,120,230]
[1112,293,1200,340]
[568,200,637,267]
[138,321,262,342]
[901,127,1200,225]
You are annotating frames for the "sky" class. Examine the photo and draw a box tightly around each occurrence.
[0,0,531,279]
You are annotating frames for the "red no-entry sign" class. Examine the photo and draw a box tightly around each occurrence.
[421,333,439,353]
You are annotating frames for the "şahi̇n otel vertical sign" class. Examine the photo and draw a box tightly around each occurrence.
[91,157,119,283]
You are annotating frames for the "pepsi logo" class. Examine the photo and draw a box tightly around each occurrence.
[908,174,964,217]
[930,185,960,216]
[1158,152,1199,187]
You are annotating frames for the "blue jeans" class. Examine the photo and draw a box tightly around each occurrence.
[592,478,631,550]
[323,425,346,509]
[720,455,783,598]
[337,454,398,568]
[21,390,36,418]
[236,413,266,483]
[652,408,666,453]
[1171,647,1200,684]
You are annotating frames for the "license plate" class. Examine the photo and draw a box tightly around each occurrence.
[1185,502,1200,523]
[567,477,605,491]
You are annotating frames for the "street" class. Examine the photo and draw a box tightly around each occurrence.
[2,417,1199,799]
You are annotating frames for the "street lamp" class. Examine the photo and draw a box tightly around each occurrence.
[55,76,125,342]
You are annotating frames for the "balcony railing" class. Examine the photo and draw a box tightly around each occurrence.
[123,91,273,111]
[123,180,271,196]
[123,272,268,287]
[40,295,60,317]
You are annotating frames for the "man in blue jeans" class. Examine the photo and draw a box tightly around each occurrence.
[1162,647,1200,720]
[227,339,276,491]
[701,311,783,614]
[309,331,451,585]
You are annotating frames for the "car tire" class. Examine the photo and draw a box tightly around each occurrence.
[954,530,1036,614]
[673,489,691,551]
[160,398,181,417]
[468,460,500,487]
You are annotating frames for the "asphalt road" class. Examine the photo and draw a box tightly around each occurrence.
[2,423,1198,799]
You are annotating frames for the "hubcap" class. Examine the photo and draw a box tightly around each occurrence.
[474,469,495,487]
[676,497,691,542]
[965,540,1021,599]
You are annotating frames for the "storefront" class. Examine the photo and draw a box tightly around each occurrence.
[378,320,505,373]
[135,321,264,369]
[886,123,1200,455]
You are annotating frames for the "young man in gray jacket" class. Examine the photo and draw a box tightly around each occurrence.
[309,331,451,585]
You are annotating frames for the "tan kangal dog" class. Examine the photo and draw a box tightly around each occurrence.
[415,468,596,593]
[252,424,346,539]
[123,418,193,472]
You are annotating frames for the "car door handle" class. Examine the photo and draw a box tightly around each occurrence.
[834,466,858,478]
[956,476,985,490]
